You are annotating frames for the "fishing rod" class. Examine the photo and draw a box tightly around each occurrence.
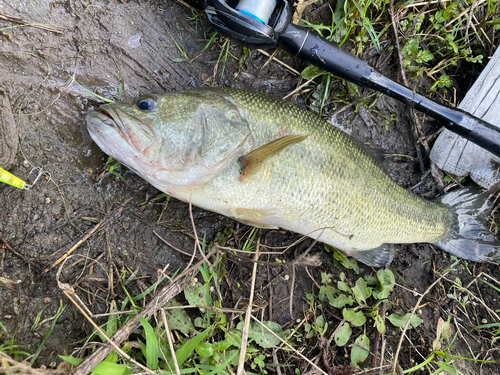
[184,0,500,158]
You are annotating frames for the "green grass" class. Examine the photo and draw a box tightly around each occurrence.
[54,231,292,375]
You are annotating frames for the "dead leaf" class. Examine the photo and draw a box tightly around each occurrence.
[293,0,317,22]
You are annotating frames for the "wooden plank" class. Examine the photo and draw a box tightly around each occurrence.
[430,47,500,190]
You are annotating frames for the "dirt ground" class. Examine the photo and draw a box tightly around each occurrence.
[0,0,499,374]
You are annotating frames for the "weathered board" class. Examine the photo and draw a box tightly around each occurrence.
[430,47,500,190]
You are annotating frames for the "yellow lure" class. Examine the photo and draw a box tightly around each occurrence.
[0,167,26,189]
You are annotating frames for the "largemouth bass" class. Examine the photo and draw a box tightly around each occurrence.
[86,88,499,266]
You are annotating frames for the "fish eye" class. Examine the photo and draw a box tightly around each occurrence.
[137,97,156,111]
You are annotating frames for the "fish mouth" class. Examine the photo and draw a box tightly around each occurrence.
[87,105,155,154]
[98,107,116,123]
[97,106,134,146]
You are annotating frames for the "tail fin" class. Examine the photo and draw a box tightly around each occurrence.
[434,188,500,262]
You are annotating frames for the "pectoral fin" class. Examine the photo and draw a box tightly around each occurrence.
[239,134,309,181]
[229,207,278,229]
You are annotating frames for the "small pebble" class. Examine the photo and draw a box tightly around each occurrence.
[482,319,488,324]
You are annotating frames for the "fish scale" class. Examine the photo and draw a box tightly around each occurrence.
[86,87,499,266]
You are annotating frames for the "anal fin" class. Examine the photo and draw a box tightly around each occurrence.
[346,244,395,267]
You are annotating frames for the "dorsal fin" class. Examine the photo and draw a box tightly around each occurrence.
[239,134,309,181]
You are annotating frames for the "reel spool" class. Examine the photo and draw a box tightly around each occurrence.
[235,0,278,25]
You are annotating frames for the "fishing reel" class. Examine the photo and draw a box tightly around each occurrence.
[187,0,294,48]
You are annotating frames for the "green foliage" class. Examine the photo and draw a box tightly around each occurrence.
[60,356,132,375]
[387,313,422,329]
[297,0,489,113]
[57,231,292,375]
[304,314,328,339]
[138,317,159,370]
[400,315,498,374]
[235,321,288,349]
[351,334,370,368]
[398,4,485,83]
[325,245,359,274]
[164,300,195,335]
[104,156,127,183]
[307,263,431,369]
[0,322,30,361]
[334,322,352,346]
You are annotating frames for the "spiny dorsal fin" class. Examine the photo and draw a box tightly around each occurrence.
[239,134,309,181]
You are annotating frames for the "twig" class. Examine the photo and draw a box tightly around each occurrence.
[327,318,347,346]
[261,48,280,69]
[305,266,321,289]
[0,13,64,34]
[371,265,389,369]
[388,0,431,170]
[189,198,212,268]
[257,49,300,75]
[0,235,43,273]
[154,230,197,258]
[391,270,450,374]
[330,102,356,118]
[63,287,153,374]
[70,248,216,375]
[318,336,335,375]
[0,352,45,375]
[272,348,282,375]
[379,338,387,375]
[237,237,261,375]
[283,77,317,100]
[250,315,328,375]
[289,263,295,319]
[161,309,181,375]
[45,198,131,272]
[444,274,500,321]
[370,301,387,368]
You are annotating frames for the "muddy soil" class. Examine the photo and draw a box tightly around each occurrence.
[0,0,499,373]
